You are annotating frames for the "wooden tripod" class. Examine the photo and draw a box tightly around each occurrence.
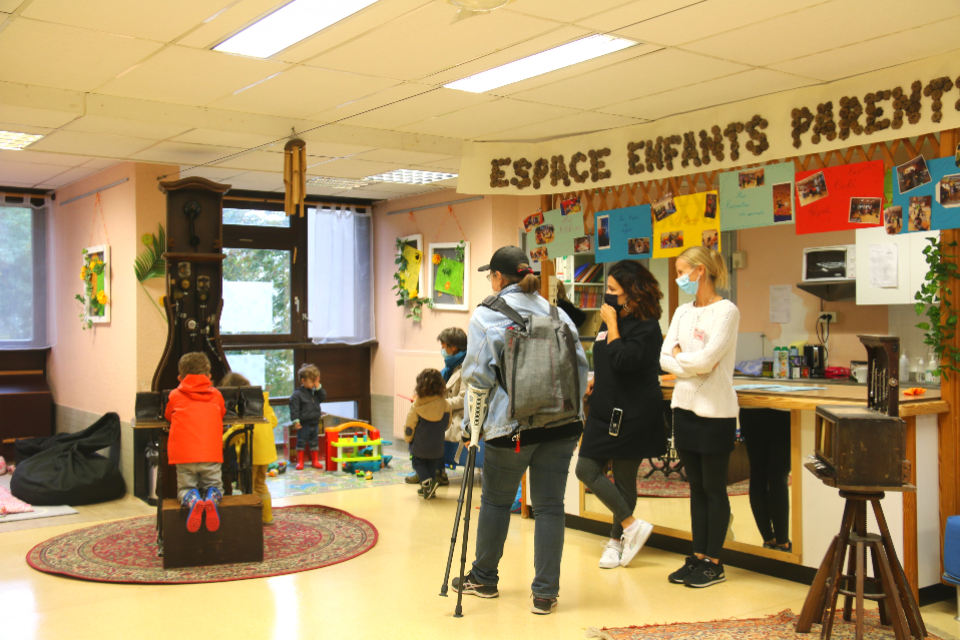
[796,491,926,640]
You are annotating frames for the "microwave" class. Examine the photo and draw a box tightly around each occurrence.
[802,245,856,282]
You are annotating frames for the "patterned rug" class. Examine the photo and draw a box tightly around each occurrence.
[26,505,377,584]
[586,609,940,640]
[635,460,751,498]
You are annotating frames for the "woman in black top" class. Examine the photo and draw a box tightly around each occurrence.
[576,261,665,570]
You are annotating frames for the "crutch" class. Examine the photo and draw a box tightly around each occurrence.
[439,430,481,617]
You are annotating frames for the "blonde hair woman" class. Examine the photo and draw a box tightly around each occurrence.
[659,246,740,589]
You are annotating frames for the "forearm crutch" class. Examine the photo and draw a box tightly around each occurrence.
[440,444,470,598]
[453,444,478,618]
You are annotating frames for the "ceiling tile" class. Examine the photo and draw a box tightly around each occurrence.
[0,1,21,11]
[174,0,284,49]
[97,46,287,106]
[22,0,236,41]
[0,158,67,184]
[575,0,702,32]
[768,15,960,82]
[1,149,92,166]
[398,98,578,139]
[171,128,283,148]
[362,181,446,193]
[681,0,960,67]
[350,148,456,164]
[179,165,246,182]
[129,141,242,165]
[63,115,192,140]
[344,187,414,200]
[28,130,157,157]
[305,185,354,197]
[209,66,399,118]
[304,82,433,122]
[225,170,285,190]
[298,139,377,158]
[511,48,750,111]
[0,104,79,128]
[36,165,102,189]
[81,157,120,170]
[214,150,308,172]
[343,88,495,129]
[613,0,824,46]
[598,68,818,120]
[418,157,461,172]
[0,18,163,92]
[477,111,646,142]
[303,2,558,81]
[0,121,54,136]
[505,0,643,24]
[307,158,401,178]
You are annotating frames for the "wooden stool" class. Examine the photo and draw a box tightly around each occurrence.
[161,494,264,569]
[796,491,925,640]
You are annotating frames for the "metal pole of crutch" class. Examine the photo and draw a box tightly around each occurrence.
[454,444,478,618]
[440,443,470,597]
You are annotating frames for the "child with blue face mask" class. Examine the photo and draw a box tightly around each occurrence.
[659,246,740,589]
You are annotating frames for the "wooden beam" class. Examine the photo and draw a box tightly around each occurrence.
[904,415,919,602]
[668,258,679,320]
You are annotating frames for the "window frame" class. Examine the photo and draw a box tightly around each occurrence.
[0,203,48,350]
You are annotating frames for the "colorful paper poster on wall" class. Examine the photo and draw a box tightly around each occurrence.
[434,257,464,297]
[401,245,421,297]
[593,205,652,264]
[652,191,721,259]
[891,156,960,232]
[719,163,795,230]
[794,160,884,234]
[524,207,588,261]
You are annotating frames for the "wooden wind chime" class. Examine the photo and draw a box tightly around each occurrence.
[284,138,307,217]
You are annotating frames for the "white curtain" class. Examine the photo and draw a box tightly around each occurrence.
[0,199,54,349]
[307,206,375,344]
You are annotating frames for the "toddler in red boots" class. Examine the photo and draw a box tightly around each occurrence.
[290,364,326,470]
[165,352,226,533]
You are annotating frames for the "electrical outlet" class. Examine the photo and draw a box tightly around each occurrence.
[818,312,838,324]
[731,251,747,269]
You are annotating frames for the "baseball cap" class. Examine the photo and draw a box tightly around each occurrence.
[478,246,534,276]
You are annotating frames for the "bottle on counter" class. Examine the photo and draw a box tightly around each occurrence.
[772,346,781,378]
[778,347,789,379]
[917,356,925,384]
[899,352,909,384]
[928,348,940,384]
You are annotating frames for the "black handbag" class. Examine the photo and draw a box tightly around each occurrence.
[134,391,162,421]
[219,387,241,419]
[239,386,264,418]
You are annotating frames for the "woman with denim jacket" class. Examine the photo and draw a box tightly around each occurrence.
[451,246,588,616]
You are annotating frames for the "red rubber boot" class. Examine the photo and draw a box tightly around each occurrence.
[296,450,305,471]
[310,450,321,469]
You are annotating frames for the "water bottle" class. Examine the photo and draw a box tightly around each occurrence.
[917,357,925,383]
[772,346,782,378]
[899,352,909,384]
[928,349,939,384]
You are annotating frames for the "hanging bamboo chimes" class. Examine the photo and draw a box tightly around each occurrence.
[283,138,307,217]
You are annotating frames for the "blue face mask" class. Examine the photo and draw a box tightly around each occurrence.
[676,273,700,295]
[440,348,450,358]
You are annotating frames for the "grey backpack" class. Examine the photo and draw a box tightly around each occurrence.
[480,295,581,428]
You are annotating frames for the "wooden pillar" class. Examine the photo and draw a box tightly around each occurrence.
[668,258,679,321]
[939,128,960,584]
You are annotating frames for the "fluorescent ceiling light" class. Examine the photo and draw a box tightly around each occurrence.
[215,0,379,58]
[445,34,638,93]
[365,169,456,185]
[307,176,370,190]
[0,130,44,150]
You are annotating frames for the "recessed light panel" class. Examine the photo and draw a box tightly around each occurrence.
[214,0,380,59]
[307,176,371,189]
[445,34,638,93]
[0,130,44,150]
[365,170,456,184]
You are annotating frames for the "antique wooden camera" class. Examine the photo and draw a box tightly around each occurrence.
[808,335,912,492]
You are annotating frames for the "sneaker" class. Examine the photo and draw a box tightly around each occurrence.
[422,478,439,500]
[763,540,793,553]
[599,540,622,569]
[204,487,223,532]
[668,555,701,584]
[451,572,499,598]
[684,559,726,588]
[531,596,557,615]
[404,474,421,485]
[437,469,450,486]
[619,519,654,567]
[181,489,204,533]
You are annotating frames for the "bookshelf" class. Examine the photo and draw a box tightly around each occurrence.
[551,253,606,372]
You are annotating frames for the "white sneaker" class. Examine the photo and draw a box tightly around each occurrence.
[620,519,654,567]
[599,540,622,569]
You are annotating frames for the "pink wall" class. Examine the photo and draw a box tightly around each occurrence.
[736,224,888,369]
[370,189,539,395]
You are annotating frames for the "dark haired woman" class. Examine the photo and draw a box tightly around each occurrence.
[576,260,665,569]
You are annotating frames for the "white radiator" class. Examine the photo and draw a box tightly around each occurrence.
[392,350,443,440]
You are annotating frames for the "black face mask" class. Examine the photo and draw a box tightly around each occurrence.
[604,293,624,315]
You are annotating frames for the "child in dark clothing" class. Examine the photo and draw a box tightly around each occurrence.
[290,363,326,470]
[404,368,450,500]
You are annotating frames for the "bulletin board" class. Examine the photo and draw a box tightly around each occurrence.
[652,191,721,259]
[794,160,884,234]
[719,163,795,230]
[889,156,960,233]
[426,242,470,311]
[594,205,652,263]
[524,204,592,264]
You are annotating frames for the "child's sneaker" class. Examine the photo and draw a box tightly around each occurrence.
[451,572,499,598]
[599,540,622,569]
[531,595,557,615]
[668,555,701,584]
[181,489,204,533]
[684,559,725,588]
[619,519,653,567]
[421,478,439,500]
[204,487,223,532]
[405,474,420,485]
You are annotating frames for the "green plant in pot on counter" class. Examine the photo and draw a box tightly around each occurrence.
[916,236,960,381]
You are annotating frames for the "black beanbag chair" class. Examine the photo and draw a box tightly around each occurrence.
[11,412,126,506]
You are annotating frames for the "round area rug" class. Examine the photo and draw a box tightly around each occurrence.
[26,505,377,584]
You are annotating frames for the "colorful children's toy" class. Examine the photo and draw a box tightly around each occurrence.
[325,422,383,472]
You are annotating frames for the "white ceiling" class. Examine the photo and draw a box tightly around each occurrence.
[0,0,958,198]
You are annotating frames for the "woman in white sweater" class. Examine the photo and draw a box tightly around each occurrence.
[659,246,740,589]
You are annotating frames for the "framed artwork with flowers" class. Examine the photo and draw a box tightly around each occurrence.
[427,241,469,311]
[77,244,111,328]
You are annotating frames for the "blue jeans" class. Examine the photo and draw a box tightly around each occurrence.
[471,434,578,599]
[296,423,319,451]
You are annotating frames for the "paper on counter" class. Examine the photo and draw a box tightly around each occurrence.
[769,285,792,324]
[868,243,898,288]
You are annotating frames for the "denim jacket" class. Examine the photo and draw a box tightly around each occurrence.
[461,284,589,441]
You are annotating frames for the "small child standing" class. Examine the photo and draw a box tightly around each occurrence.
[404,369,450,500]
[165,352,226,533]
[221,373,279,525]
[290,364,326,470]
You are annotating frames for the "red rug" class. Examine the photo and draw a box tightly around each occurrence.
[587,609,939,640]
[26,505,377,584]
[634,460,751,498]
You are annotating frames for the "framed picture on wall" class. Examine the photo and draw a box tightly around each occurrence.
[426,241,470,311]
[397,234,424,299]
[81,244,111,325]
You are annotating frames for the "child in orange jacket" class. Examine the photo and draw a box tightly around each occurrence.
[165,352,226,533]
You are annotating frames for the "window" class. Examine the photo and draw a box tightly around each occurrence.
[0,205,49,348]
[223,207,290,228]
[221,248,292,335]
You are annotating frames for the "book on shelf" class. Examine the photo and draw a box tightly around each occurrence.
[574,263,604,284]
[573,288,601,309]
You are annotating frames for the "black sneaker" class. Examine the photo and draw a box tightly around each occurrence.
[422,478,439,500]
[404,474,420,485]
[451,572,498,598]
[531,596,557,615]
[763,541,793,553]
[668,555,701,584]
[437,469,450,486]
[684,559,726,588]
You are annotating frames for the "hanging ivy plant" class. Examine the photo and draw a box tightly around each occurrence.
[393,237,433,322]
[455,240,466,263]
[915,236,960,381]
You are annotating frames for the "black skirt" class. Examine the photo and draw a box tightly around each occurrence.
[673,408,737,455]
